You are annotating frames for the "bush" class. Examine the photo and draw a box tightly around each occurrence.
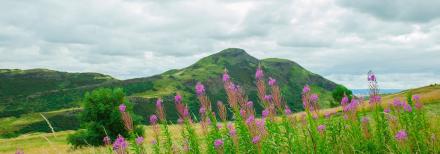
[68,88,143,148]
[331,85,353,107]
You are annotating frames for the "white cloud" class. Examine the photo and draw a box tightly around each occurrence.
[0,0,439,89]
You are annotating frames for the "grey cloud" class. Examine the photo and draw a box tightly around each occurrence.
[337,0,440,23]
[0,0,439,88]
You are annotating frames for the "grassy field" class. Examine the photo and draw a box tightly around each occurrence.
[1,84,439,153]
[1,103,439,154]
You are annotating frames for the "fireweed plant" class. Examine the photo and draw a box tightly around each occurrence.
[104,68,438,154]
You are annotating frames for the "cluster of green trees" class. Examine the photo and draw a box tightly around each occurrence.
[68,88,143,147]
[331,85,353,107]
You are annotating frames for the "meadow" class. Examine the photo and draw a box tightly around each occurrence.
[1,68,440,154]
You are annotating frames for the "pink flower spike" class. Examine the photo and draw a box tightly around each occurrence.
[150,114,158,124]
[302,85,310,94]
[195,82,205,96]
[155,99,162,108]
[268,77,276,86]
[174,94,182,103]
[395,130,408,141]
[285,108,292,115]
[246,115,255,125]
[317,125,326,133]
[262,109,269,118]
[119,104,126,112]
[246,101,254,108]
[222,71,230,82]
[103,136,111,145]
[252,136,261,144]
[214,139,224,149]
[255,67,264,80]
[135,136,144,145]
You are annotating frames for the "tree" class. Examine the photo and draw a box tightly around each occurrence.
[331,85,353,107]
[68,88,143,148]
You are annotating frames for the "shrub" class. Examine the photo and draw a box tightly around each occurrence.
[67,88,143,148]
[331,85,353,107]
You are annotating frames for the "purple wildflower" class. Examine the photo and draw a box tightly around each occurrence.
[246,115,255,125]
[370,95,381,103]
[240,109,246,117]
[175,94,182,103]
[302,85,310,94]
[199,107,206,114]
[317,125,326,133]
[103,136,111,145]
[310,94,319,102]
[341,96,349,106]
[264,95,272,102]
[136,136,144,145]
[252,136,261,144]
[214,139,224,149]
[268,77,276,86]
[393,99,403,107]
[395,130,408,141]
[368,74,376,81]
[228,123,237,136]
[113,135,128,150]
[223,71,230,82]
[119,104,126,112]
[229,129,237,136]
[227,123,234,129]
[246,101,254,108]
[183,107,189,117]
[384,108,391,113]
[156,99,162,108]
[262,109,269,118]
[413,95,420,101]
[228,83,237,91]
[413,95,423,109]
[344,99,358,112]
[255,67,264,80]
[195,82,205,96]
[256,119,265,128]
[150,114,158,124]
[403,103,412,112]
[285,108,292,115]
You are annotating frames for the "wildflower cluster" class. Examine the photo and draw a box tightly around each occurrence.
[104,69,439,154]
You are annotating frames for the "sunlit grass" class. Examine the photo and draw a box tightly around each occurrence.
[1,99,439,154]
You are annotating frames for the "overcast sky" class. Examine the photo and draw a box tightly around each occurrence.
[1,0,439,89]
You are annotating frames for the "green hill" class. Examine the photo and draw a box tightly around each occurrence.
[0,69,117,117]
[125,48,337,121]
[0,48,339,137]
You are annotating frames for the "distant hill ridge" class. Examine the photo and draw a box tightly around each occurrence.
[0,48,338,119]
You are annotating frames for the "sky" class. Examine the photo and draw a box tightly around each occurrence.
[1,0,439,89]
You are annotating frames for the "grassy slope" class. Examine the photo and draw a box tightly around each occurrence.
[0,48,338,138]
[1,84,439,153]
[0,69,117,117]
[0,108,81,138]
